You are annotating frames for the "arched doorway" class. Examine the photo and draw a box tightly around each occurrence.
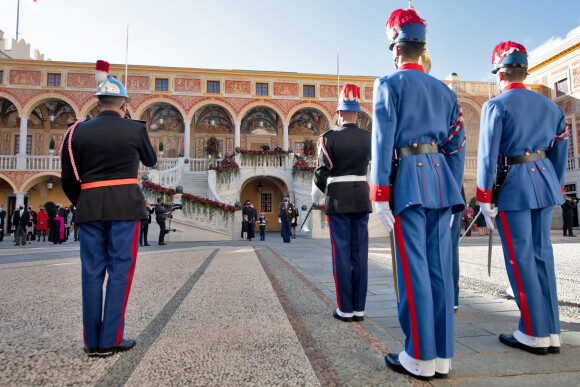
[240,176,288,232]
[240,106,282,151]
[27,99,77,156]
[0,97,19,155]
[357,111,372,132]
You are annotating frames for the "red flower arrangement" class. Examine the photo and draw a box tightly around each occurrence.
[142,181,176,201]
[303,137,315,157]
[204,136,220,158]
[181,192,236,222]
[215,156,240,184]
[292,155,315,179]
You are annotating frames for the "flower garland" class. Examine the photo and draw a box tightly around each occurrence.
[292,155,315,179]
[204,136,220,158]
[215,156,240,185]
[303,137,315,157]
[314,204,326,226]
[238,148,291,165]
[142,181,176,202]
[181,193,236,223]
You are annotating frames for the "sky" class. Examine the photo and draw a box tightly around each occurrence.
[0,0,579,82]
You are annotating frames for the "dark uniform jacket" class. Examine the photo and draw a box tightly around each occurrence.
[61,111,157,223]
[278,201,294,222]
[313,123,372,215]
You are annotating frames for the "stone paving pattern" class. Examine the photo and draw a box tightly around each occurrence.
[0,232,578,386]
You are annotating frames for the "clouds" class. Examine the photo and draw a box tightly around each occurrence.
[529,24,580,61]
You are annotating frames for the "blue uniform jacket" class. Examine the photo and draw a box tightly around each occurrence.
[476,83,568,210]
[370,63,466,216]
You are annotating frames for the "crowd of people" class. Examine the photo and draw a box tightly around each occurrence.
[0,202,78,246]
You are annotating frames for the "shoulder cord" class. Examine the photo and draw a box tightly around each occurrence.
[59,118,85,182]
[442,101,465,155]
[317,136,333,170]
[547,122,570,151]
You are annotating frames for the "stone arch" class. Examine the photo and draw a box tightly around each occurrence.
[186,99,235,123]
[0,91,23,115]
[79,101,135,119]
[236,101,286,125]
[288,107,330,137]
[0,173,18,192]
[458,99,482,159]
[239,175,290,231]
[20,172,61,193]
[240,106,282,136]
[134,97,187,122]
[23,93,81,118]
[286,102,333,127]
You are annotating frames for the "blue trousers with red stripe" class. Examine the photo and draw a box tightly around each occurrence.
[394,206,454,360]
[496,207,560,338]
[79,220,140,349]
[328,212,369,314]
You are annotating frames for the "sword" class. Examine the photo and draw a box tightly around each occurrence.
[488,220,494,277]
[458,209,482,244]
[390,229,400,302]
[299,204,314,232]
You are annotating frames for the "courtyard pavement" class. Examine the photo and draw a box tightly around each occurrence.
[0,231,578,386]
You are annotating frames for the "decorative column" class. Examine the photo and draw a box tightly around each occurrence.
[183,120,191,159]
[234,122,241,149]
[15,192,27,207]
[16,116,28,170]
[283,123,289,151]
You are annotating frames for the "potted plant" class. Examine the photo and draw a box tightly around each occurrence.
[48,138,55,155]
[158,141,164,157]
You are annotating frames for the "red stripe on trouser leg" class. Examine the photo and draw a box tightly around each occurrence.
[116,220,140,345]
[394,215,421,359]
[499,212,533,335]
[328,215,341,311]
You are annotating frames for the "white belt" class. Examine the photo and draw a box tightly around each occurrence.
[327,175,367,185]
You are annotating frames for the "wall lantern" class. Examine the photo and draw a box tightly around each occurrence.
[48,111,56,123]
[46,177,54,191]
[257,181,263,193]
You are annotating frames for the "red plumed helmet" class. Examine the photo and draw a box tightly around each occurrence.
[386,8,426,48]
[95,60,110,84]
[337,84,362,113]
[491,41,528,74]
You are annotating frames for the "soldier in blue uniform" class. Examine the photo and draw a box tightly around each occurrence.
[312,84,372,323]
[370,6,465,379]
[61,60,157,357]
[477,41,569,355]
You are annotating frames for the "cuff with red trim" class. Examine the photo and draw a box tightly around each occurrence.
[476,187,492,203]
[561,187,565,194]
[369,179,389,201]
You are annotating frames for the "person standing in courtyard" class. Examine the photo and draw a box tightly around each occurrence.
[48,202,67,244]
[0,204,6,242]
[561,196,577,237]
[312,83,372,324]
[477,41,568,356]
[36,206,48,242]
[277,194,294,243]
[61,60,157,357]
[258,211,268,241]
[370,5,466,379]
[12,204,29,246]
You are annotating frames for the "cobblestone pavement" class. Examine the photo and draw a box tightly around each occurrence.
[0,231,578,386]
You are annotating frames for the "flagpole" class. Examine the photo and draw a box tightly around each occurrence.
[124,24,129,89]
[16,0,20,40]
[337,49,340,101]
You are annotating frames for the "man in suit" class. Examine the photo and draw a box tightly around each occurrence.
[0,204,6,242]
[371,6,465,379]
[61,60,157,357]
[477,41,568,355]
[12,204,29,246]
[155,197,169,245]
[140,200,154,246]
[312,84,372,323]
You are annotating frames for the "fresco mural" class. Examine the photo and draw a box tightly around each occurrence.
[0,98,19,128]
[241,107,280,135]
[289,108,328,136]
[141,103,184,133]
[357,112,372,132]
[195,105,234,134]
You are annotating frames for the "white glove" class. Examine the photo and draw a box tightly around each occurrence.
[311,181,326,206]
[278,219,282,224]
[375,201,395,232]
[479,201,498,230]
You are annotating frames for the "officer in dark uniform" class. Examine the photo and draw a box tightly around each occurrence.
[312,83,372,323]
[61,60,157,357]
[277,194,294,243]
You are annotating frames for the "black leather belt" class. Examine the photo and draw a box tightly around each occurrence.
[395,143,440,159]
[503,151,546,165]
